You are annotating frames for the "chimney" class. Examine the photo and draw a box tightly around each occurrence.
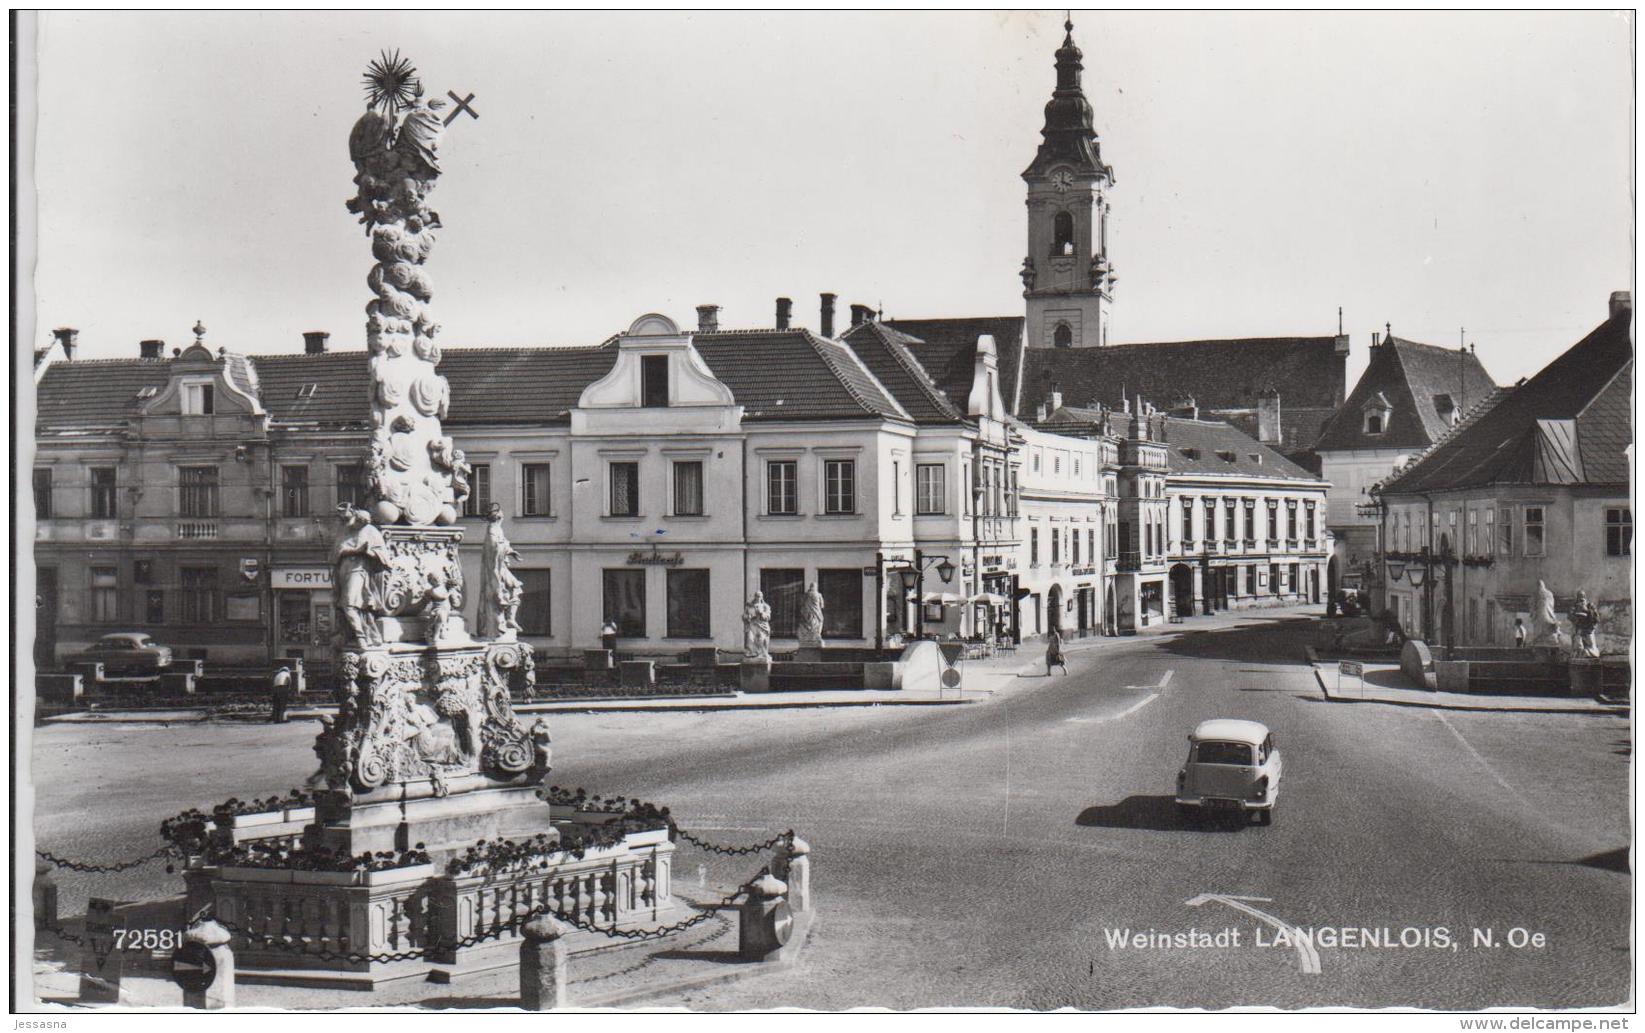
[850,303,875,327]
[1610,290,1631,320]
[1048,389,1063,413]
[52,327,77,361]
[775,297,792,330]
[1035,402,1048,422]
[695,304,721,333]
[139,339,165,359]
[302,330,330,355]
[1371,331,1381,348]
[819,293,837,338]
[1257,388,1283,445]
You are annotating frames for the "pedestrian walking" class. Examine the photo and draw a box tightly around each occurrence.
[1513,617,1527,648]
[1045,627,1068,676]
[269,665,293,724]
[600,620,619,654]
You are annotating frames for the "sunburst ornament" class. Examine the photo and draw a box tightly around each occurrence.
[362,49,421,113]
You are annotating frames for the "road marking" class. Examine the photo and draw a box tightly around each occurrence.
[1185,893,1322,974]
[1066,693,1158,724]
[1120,669,1174,691]
[1432,711,1521,800]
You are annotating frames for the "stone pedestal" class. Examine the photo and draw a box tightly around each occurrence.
[182,920,236,1010]
[739,658,772,693]
[306,780,555,863]
[583,649,614,672]
[519,916,568,1010]
[738,874,790,961]
[795,647,823,663]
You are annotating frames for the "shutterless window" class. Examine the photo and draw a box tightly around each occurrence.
[891,460,902,516]
[33,468,52,519]
[1051,526,1061,564]
[824,460,856,515]
[463,464,492,517]
[1181,500,1194,542]
[602,568,646,637]
[178,466,219,518]
[180,566,218,623]
[183,381,215,415]
[91,567,119,623]
[90,467,118,519]
[673,461,704,516]
[145,589,165,625]
[1523,506,1545,557]
[1607,508,1632,556]
[1224,501,1236,544]
[1072,527,1081,564]
[609,462,639,517]
[916,464,946,516]
[1030,527,1040,565]
[517,569,551,635]
[281,465,310,518]
[522,463,552,517]
[1498,507,1514,554]
[641,355,670,407]
[335,463,366,509]
[666,568,711,638]
[767,460,797,515]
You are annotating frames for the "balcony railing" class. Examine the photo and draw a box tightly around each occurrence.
[177,522,220,540]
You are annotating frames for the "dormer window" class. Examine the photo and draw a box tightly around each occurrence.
[641,355,669,408]
[1362,394,1393,435]
[182,380,214,415]
[1052,211,1074,256]
[1364,412,1383,434]
[1433,393,1459,426]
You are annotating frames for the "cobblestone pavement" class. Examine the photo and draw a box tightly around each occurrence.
[26,611,1630,1010]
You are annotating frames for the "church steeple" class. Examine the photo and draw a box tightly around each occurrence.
[1021,16,1115,349]
[1023,16,1112,181]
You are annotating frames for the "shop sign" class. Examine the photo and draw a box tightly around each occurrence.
[1071,565,1096,576]
[239,557,261,582]
[627,550,684,567]
[275,568,333,589]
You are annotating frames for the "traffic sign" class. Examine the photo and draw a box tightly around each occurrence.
[171,941,217,993]
[1338,661,1363,678]
[941,666,963,689]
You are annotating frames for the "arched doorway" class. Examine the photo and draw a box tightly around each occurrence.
[1169,564,1194,619]
[1047,584,1063,633]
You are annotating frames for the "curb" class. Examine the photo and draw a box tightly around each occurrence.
[1312,664,1624,716]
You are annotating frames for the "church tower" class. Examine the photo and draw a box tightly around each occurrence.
[1022,17,1115,349]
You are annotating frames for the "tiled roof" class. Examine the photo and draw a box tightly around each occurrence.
[839,322,964,424]
[1217,407,1337,458]
[1313,336,1497,452]
[1018,336,1349,433]
[39,331,917,432]
[693,329,910,422]
[881,317,1027,415]
[1382,312,1633,493]
[1161,417,1322,482]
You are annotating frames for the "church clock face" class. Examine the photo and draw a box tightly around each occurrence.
[1051,169,1075,192]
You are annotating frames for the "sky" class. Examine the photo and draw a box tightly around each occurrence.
[25,10,1636,388]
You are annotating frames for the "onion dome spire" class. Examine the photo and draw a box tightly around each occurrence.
[1023,15,1112,182]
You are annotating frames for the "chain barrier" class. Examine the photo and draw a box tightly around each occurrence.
[570,904,733,986]
[675,827,794,857]
[36,845,177,874]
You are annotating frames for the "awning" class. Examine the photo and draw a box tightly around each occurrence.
[967,592,1009,605]
[921,591,964,605]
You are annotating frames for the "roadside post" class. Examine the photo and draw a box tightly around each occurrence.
[738,873,792,961]
[174,920,234,1010]
[519,915,569,1011]
[1338,660,1364,698]
[78,898,125,1004]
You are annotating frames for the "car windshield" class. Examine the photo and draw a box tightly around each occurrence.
[1195,741,1254,766]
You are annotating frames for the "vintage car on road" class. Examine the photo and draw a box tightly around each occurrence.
[66,632,174,675]
[1175,719,1282,825]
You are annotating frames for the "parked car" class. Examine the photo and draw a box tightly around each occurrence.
[68,633,174,675]
[1175,719,1283,825]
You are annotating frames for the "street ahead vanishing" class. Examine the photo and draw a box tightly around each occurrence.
[30,611,1631,1010]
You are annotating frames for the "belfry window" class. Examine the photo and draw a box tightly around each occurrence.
[1053,323,1073,349]
[1052,211,1075,256]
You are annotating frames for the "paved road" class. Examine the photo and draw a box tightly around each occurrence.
[27,611,1631,1009]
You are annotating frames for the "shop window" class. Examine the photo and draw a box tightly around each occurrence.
[518,569,552,636]
[819,569,863,639]
[601,568,646,637]
[666,569,711,638]
[279,593,311,644]
[759,568,805,638]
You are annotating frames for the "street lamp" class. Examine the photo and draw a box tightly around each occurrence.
[885,550,956,641]
[1387,560,1406,583]
[1406,564,1425,589]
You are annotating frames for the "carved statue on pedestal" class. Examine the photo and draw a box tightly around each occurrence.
[1570,589,1601,658]
[333,503,390,647]
[478,503,524,640]
[798,583,825,650]
[743,592,772,660]
[1529,579,1566,648]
